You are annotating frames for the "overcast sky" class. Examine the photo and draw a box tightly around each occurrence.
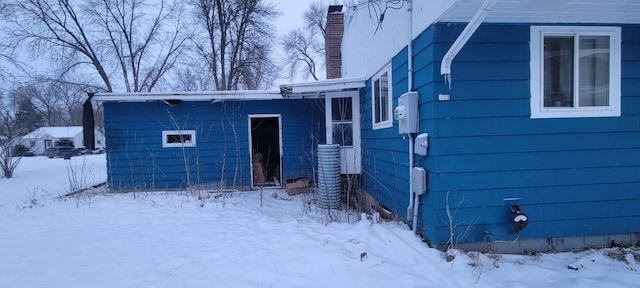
[272,0,323,84]
[273,0,312,37]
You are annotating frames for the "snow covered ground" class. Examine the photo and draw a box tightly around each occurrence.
[1,155,639,287]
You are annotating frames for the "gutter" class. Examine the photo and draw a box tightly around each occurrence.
[281,76,366,94]
[440,0,497,85]
[91,90,283,103]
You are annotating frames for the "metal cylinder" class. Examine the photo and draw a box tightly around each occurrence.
[317,144,341,209]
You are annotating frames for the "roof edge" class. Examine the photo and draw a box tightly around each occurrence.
[92,90,283,102]
[280,76,366,98]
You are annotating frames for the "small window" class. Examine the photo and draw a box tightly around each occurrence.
[331,97,353,146]
[372,65,393,129]
[530,26,621,118]
[162,130,196,148]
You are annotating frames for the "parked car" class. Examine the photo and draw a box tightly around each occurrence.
[45,147,80,159]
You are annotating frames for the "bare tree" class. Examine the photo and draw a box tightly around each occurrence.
[88,0,187,92]
[237,33,279,90]
[304,0,328,39]
[0,92,30,178]
[8,0,186,92]
[9,80,85,126]
[188,0,279,90]
[170,65,215,92]
[0,1,21,83]
[8,0,114,91]
[280,0,329,81]
[10,83,61,126]
[281,28,322,81]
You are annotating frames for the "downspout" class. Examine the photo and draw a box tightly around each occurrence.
[440,0,497,86]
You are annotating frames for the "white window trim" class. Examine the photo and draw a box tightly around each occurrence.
[530,26,621,119]
[372,64,393,129]
[162,130,196,148]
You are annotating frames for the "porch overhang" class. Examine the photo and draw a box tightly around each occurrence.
[438,0,640,24]
[279,76,366,99]
[91,90,283,103]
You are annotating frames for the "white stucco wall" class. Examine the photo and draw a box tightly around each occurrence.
[341,0,458,79]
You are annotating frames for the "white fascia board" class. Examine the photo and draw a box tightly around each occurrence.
[282,76,366,94]
[92,90,283,102]
[437,0,640,24]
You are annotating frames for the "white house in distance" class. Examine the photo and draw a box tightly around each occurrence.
[22,126,105,155]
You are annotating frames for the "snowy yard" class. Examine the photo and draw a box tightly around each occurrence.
[1,155,639,287]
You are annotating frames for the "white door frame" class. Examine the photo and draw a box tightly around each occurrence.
[248,114,283,188]
[325,91,361,174]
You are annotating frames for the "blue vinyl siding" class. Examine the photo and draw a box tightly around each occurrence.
[362,23,640,246]
[360,46,412,217]
[423,23,640,245]
[103,99,324,190]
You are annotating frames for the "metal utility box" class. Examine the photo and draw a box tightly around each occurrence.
[411,167,427,195]
[414,133,429,156]
[396,91,419,134]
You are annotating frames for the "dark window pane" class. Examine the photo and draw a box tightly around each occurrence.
[332,123,353,146]
[374,79,381,123]
[167,134,191,143]
[380,72,389,121]
[579,36,610,107]
[331,97,352,121]
[544,36,574,107]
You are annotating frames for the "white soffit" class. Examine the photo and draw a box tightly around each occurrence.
[280,76,366,98]
[439,0,640,24]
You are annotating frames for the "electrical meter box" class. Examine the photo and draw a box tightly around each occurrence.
[395,91,419,134]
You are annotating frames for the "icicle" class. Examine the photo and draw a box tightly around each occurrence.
[443,74,452,90]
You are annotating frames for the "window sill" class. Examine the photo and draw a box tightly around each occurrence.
[531,107,621,119]
[373,121,392,130]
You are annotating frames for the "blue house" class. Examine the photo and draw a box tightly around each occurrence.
[93,0,640,252]
[334,0,640,252]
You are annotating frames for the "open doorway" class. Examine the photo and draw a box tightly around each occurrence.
[249,115,282,188]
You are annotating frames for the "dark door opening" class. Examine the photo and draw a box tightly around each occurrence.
[250,116,282,187]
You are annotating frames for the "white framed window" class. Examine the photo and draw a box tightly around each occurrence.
[372,65,393,129]
[162,130,196,148]
[530,26,621,119]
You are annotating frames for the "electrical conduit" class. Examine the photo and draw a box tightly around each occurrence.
[406,0,415,230]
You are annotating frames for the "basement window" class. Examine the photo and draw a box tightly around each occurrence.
[530,26,621,118]
[162,130,196,148]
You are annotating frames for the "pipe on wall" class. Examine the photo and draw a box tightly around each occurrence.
[440,0,497,85]
[406,0,415,225]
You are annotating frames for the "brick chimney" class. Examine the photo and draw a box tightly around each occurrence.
[325,5,344,79]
